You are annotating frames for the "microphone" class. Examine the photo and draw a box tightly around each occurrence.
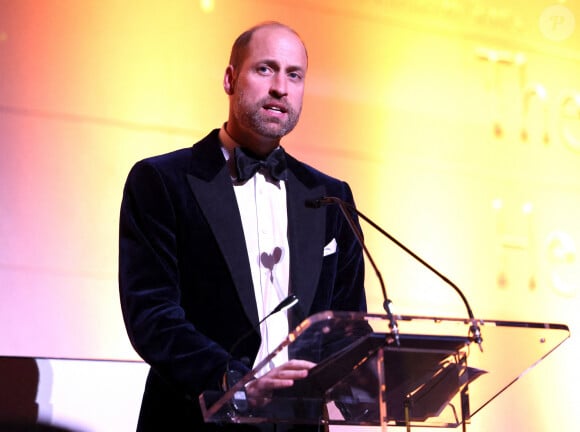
[306,197,484,351]
[223,294,300,391]
[268,294,300,316]
[306,197,401,346]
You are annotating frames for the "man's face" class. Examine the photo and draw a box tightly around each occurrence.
[225,26,307,149]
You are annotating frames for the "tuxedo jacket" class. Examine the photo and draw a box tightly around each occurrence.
[119,129,366,431]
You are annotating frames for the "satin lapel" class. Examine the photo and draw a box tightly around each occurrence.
[185,138,259,326]
[286,170,326,321]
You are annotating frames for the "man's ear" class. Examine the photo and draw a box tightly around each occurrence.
[223,65,235,95]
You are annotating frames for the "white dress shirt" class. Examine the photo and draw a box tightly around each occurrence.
[219,127,290,374]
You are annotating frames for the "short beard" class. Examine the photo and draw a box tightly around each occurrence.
[235,95,301,139]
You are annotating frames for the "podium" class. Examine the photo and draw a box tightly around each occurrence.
[199,311,570,430]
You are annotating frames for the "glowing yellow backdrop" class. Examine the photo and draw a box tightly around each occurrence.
[1,1,578,431]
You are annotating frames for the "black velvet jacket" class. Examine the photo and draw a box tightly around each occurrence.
[118,129,366,431]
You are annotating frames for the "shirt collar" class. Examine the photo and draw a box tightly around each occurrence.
[218,123,286,182]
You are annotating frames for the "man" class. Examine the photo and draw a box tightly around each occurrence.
[119,21,366,431]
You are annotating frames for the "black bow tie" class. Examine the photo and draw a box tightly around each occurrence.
[234,147,288,182]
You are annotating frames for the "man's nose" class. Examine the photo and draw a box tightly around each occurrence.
[270,73,288,98]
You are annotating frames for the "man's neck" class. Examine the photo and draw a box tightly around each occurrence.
[223,123,279,158]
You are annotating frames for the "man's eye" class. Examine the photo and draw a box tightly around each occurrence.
[258,66,272,74]
[288,72,302,80]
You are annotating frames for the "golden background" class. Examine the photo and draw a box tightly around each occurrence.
[1,1,578,430]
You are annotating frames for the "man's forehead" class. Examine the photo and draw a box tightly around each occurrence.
[245,27,307,66]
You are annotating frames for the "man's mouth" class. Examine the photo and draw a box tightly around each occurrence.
[263,103,287,114]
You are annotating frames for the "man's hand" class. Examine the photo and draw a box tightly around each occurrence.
[245,359,316,407]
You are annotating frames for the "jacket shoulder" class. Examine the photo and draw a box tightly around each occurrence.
[131,129,221,173]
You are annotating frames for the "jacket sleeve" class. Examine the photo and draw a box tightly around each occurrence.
[328,180,367,313]
[118,160,249,397]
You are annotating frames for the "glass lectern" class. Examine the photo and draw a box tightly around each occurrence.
[199,311,570,430]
